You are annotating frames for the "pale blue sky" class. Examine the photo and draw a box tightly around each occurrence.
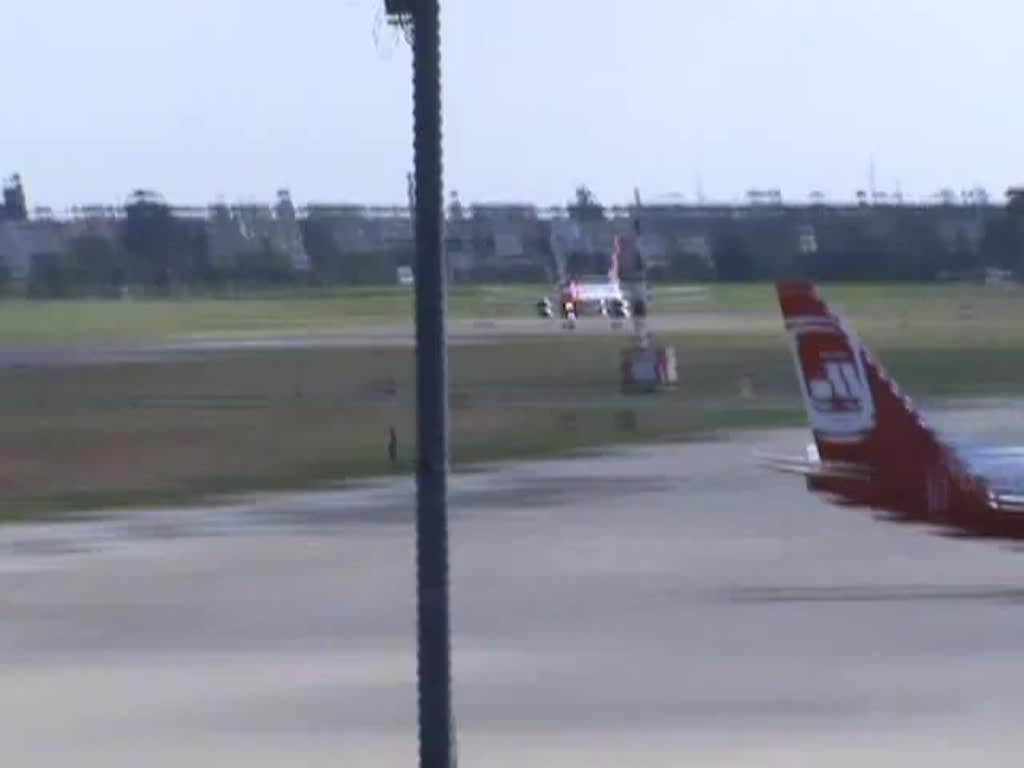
[3,0,1019,208]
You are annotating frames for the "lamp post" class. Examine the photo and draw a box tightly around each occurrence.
[383,2,455,767]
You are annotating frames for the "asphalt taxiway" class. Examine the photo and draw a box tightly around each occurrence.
[5,406,1024,765]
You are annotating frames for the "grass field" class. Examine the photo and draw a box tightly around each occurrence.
[1,280,1022,343]
[5,281,1024,515]
[0,285,545,343]
[0,337,794,516]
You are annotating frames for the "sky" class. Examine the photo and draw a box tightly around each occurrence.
[3,0,1020,209]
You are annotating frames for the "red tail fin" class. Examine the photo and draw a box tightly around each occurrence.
[609,235,622,283]
[776,282,946,473]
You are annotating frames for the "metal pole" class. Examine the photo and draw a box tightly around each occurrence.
[410,1,455,766]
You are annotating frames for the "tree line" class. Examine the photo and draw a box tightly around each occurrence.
[706,205,1023,284]
[6,192,1024,298]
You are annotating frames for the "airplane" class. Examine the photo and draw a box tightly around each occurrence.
[536,234,632,328]
[759,280,1024,542]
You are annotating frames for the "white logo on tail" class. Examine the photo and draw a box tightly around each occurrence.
[789,317,876,440]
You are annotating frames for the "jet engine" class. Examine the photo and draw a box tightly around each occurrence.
[608,298,631,318]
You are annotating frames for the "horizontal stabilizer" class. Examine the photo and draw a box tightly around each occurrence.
[754,451,873,481]
[987,490,1024,513]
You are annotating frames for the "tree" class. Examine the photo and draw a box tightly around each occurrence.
[711,227,756,281]
[69,233,124,295]
[990,188,1024,274]
[235,236,295,285]
[801,216,890,282]
[301,215,346,283]
[26,251,75,298]
[568,185,604,222]
[121,190,188,292]
[179,217,213,288]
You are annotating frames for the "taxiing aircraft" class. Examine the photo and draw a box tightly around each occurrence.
[536,235,631,327]
[759,281,1024,541]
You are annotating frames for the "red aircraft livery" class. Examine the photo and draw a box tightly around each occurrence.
[760,281,1024,541]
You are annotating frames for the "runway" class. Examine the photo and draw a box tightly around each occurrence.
[5,406,1024,765]
[0,312,778,366]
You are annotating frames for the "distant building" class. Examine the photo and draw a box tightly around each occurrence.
[206,189,311,273]
[446,203,545,279]
[1008,187,1024,212]
[207,199,247,272]
[445,191,474,277]
[936,209,986,257]
[273,189,310,272]
[65,205,120,240]
[0,219,66,280]
[549,212,615,278]
[798,224,819,254]
[1,174,28,221]
[0,177,1018,288]
[746,188,783,207]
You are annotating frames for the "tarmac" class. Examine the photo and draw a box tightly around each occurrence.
[0,312,779,366]
[6,405,1024,765]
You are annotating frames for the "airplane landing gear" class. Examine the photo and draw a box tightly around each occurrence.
[561,301,577,330]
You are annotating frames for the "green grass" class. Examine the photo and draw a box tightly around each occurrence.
[5,281,1024,515]
[0,334,794,515]
[703,281,1024,314]
[0,284,546,343]
[4,328,1024,516]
